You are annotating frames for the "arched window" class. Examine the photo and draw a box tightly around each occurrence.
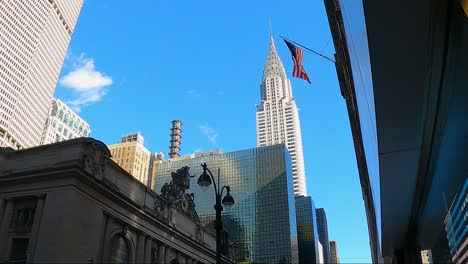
[109,235,130,264]
[170,259,181,264]
[51,104,58,116]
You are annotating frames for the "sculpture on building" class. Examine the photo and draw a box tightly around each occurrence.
[82,139,111,178]
[160,166,199,222]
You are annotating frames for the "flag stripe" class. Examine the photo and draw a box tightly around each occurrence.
[283,39,311,84]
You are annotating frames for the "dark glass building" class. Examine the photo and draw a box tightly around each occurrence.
[324,0,467,262]
[444,177,468,264]
[153,144,299,263]
[316,208,331,263]
[295,196,319,264]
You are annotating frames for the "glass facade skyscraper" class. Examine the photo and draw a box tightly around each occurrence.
[295,196,319,264]
[444,177,468,264]
[153,144,299,263]
[316,208,331,264]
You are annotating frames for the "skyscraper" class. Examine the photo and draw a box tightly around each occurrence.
[295,196,320,264]
[316,208,331,263]
[40,98,91,145]
[0,0,84,149]
[256,35,307,196]
[444,177,468,264]
[153,144,299,263]
[108,132,151,185]
[330,241,340,264]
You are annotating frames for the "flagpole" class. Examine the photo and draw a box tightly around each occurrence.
[279,35,335,63]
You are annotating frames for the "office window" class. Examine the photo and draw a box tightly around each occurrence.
[9,238,29,264]
[51,104,58,116]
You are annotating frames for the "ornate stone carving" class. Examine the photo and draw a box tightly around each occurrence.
[82,140,110,178]
[195,225,203,242]
[153,197,164,218]
[160,166,193,200]
[168,208,175,226]
[120,224,128,236]
[160,166,200,223]
[172,194,199,222]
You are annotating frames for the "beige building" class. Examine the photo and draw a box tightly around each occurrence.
[420,250,432,264]
[149,152,166,188]
[330,241,340,264]
[0,0,83,149]
[108,132,150,185]
[0,138,233,264]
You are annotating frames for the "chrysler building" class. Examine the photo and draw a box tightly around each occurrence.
[256,35,307,196]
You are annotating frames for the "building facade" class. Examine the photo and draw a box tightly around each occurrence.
[0,0,83,149]
[194,149,222,158]
[295,196,320,264]
[153,144,299,263]
[0,138,232,264]
[445,177,468,264]
[324,0,468,262]
[256,35,307,196]
[330,241,340,264]
[420,250,432,264]
[108,132,150,185]
[39,98,91,145]
[318,241,324,264]
[316,208,331,263]
[148,152,165,187]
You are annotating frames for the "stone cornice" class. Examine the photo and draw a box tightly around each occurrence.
[0,138,223,260]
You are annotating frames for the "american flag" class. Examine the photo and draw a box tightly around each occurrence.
[284,39,311,84]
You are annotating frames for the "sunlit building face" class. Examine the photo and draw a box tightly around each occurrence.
[0,0,83,149]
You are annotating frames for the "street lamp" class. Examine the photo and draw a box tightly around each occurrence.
[198,163,235,264]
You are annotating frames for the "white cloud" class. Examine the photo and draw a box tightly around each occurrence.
[186,89,201,99]
[182,148,204,158]
[59,53,112,112]
[199,125,218,144]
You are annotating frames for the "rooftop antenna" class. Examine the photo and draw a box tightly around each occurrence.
[269,19,273,40]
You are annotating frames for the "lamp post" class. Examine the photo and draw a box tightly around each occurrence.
[197,163,235,264]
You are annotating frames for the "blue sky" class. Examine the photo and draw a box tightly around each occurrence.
[54,0,371,262]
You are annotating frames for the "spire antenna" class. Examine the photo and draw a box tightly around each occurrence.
[269,19,273,40]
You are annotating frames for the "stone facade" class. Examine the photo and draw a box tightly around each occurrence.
[0,138,231,263]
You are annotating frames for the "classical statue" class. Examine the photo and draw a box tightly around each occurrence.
[161,166,193,200]
[160,166,199,222]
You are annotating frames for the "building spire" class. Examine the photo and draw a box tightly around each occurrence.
[262,24,286,82]
[269,19,273,41]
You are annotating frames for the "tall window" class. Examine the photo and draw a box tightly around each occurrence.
[51,104,58,116]
[109,235,130,264]
[9,238,29,264]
